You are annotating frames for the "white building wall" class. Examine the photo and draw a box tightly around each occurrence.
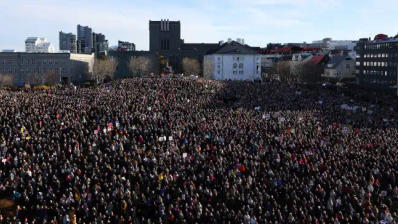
[70,53,95,73]
[25,37,54,53]
[206,54,261,81]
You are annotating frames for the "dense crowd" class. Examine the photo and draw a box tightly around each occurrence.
[0,77,397,223]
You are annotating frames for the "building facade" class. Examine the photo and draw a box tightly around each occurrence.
[149,19,220,74]
[149,19,182,72]
[0,52,94,85]
[92,33,108,54]
[77,25,93,54]
[322,55,356,81]
[25,37,54,53]
[118,41,136,52]
[204,41,262,81]
[59,32,77,53]
[355,35,398,94]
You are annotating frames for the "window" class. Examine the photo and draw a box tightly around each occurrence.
[239,71,244,74]
[233,63,237,69]
[239,63,243,68]
[233,71,237,75]
[160,39,170,50]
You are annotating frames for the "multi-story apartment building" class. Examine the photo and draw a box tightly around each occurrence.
[118,41,136,52]
[355,34,398,95]
[59,32,77,53]
[92,33,108,54]
[77,25,93,54]
[25,37,54,53]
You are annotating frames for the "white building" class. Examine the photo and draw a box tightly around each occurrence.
[322,55,356,81]
[204,41,261,81]
[312,38,357,51]
[25,37,55,53]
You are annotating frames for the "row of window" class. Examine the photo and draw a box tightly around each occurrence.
[232,70,244,75]
[357,52,398,58]
[18,60,63,65]
[361,78,396,85]
[0,67,66,74]
[359,61,388,67]
[359,69,397,76]
[1,68,17,73]
[357,61,398,67]
[364,53,390,58]
[233,63,244,69]
[233,56,244,61]
[363,43,398,50]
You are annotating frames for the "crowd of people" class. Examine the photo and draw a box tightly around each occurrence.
[0,77,397,223]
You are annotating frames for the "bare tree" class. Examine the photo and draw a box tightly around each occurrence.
[299,63,323,84]
[290,62,303,83]
[203,58,214,79]
[272,61,291,82]
[182,57,200,76]
[0,74,15,87]
[93,57,118,83]
[129,56,151,76]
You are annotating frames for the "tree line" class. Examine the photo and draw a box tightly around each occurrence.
[268,60,324,84]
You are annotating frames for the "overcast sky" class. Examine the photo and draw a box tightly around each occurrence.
[1,0,397,51]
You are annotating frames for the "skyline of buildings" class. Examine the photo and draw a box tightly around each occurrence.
[4,18,397,56]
